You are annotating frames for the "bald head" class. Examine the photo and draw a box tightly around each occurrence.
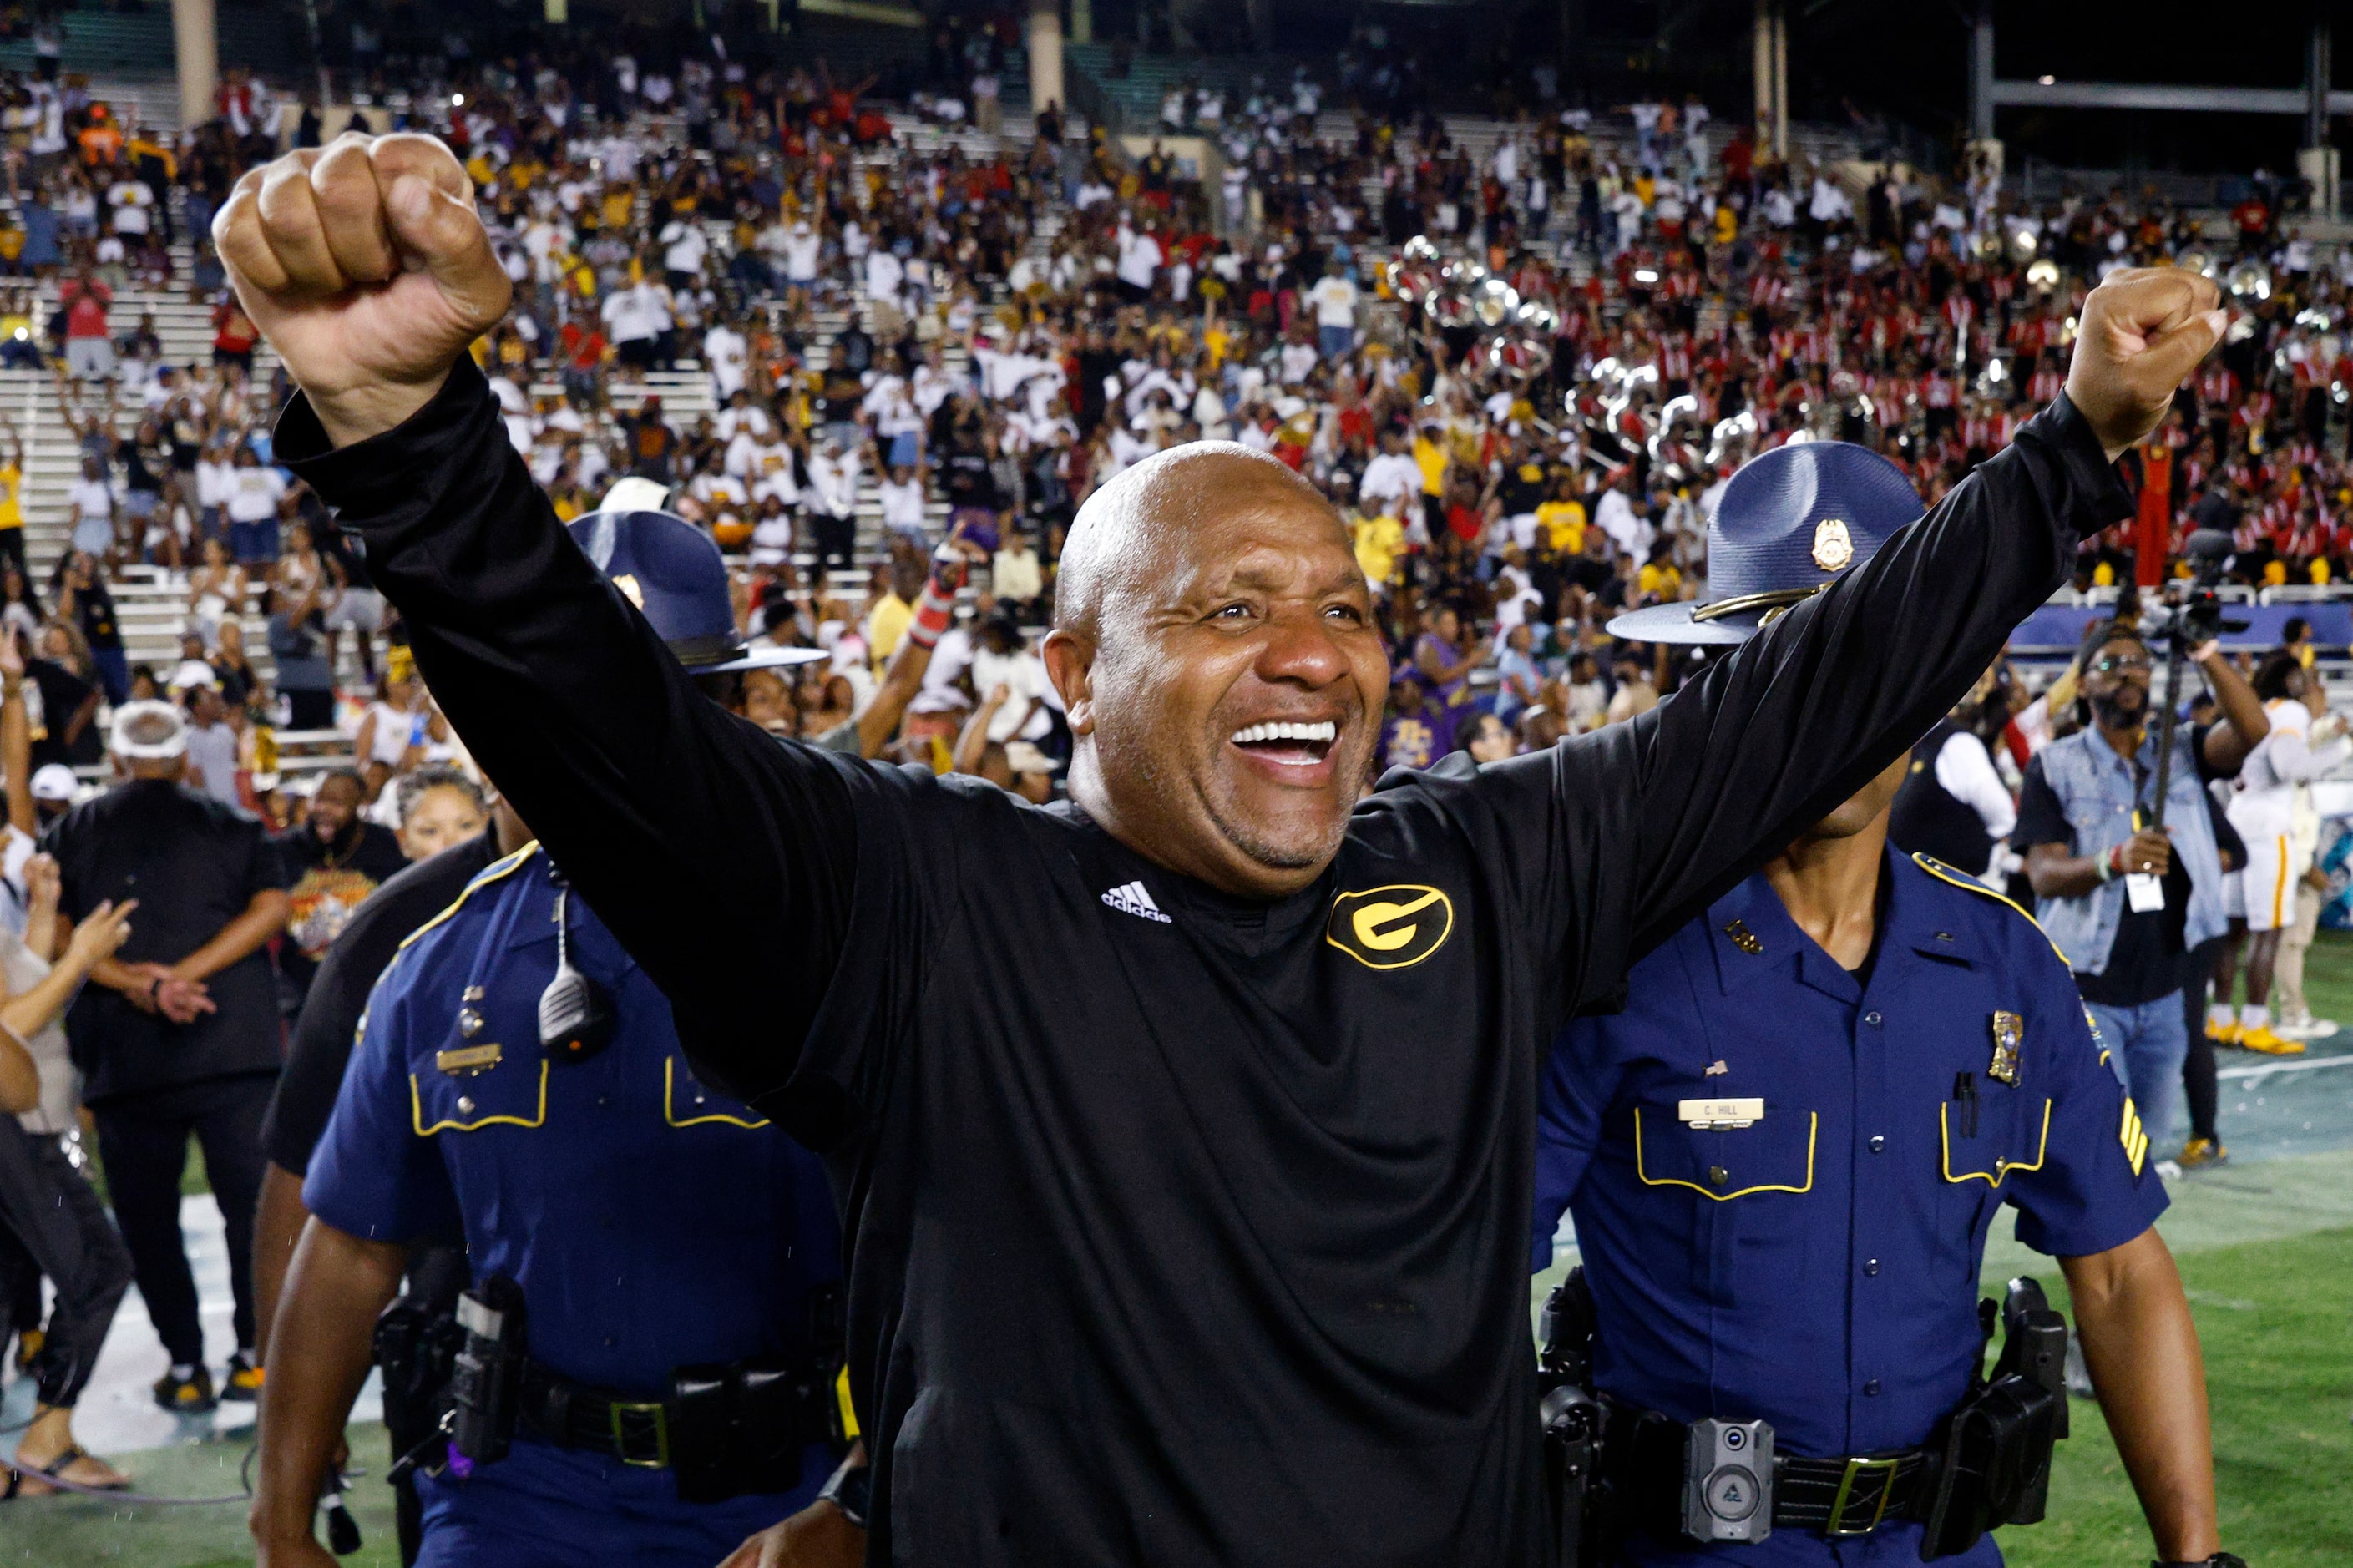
[1038,439,1389,901]
[1055,443,1345,640]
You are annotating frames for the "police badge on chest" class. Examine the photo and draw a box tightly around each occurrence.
[1987,1010,2022,1087]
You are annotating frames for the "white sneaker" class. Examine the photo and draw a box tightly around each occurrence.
[2278,1016,2341,1041]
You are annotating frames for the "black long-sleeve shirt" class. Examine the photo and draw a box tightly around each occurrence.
[281,361,2128,1566]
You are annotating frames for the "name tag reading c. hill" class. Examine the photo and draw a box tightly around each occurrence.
[437,1043,503,1077]
[1678,1098,1765,1130]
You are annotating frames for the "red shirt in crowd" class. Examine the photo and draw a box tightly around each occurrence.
[58,279,111,339]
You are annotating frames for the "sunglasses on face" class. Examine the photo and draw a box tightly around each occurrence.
[2091,655,2151,675]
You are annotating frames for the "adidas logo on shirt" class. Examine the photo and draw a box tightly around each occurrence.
[1101,880,1171,923]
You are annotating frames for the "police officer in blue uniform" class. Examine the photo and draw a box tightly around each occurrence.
[1532,443,2239,1568]
[250,508,861,1568]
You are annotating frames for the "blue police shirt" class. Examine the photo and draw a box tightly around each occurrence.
[1532,850,2166,1474]
[306,844,843,1400]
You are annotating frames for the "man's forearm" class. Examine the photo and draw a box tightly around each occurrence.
[2027,844,2111,901]
[250,1217,405,1550]
[2200,652,2269,773]
[858,634,933,758]
[251,1162,311,1365]
[2062,1230,2220,1562]
[90,954,159,999]
[176,889,290,983]
[2,684,32,837]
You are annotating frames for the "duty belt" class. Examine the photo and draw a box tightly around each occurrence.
[1606,1400,1936,1540]
[519,1361,685,1468]
[1774,1451,1935,1536]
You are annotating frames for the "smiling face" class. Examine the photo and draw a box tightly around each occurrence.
[2082,634,2152,730]
[1044,445,1389,899]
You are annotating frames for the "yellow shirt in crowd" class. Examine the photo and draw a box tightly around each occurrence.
[1411,436,1448,497]
[1353,512,1405,587]
[0,463,22,530]
[1536,499,1586,554]
[867,592,913,670]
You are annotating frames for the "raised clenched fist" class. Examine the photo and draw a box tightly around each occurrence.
[2064,266,2228,462]
[214,132,513,448]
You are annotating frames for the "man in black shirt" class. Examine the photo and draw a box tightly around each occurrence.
[273,768,409,1015]
[44,699,289,1412]
[220,134,2221,1565]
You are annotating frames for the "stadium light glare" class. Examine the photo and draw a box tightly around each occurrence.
[2037,75,2055,86]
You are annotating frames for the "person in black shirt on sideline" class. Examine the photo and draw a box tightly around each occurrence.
[220,133,2224,1567]
[43,698,290,1414]
[274,768,408,1016]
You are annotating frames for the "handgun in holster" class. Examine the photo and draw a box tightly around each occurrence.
[448,1276,529,1465]
[1537,1267,1607,1568]
[1918,1275,2070,1560]
[373,1293,464,1482]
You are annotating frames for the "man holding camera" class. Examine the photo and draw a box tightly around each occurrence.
[2018,625,2266,1162]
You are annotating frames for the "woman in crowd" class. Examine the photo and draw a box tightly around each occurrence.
[0,857,139,1496]
[183,534,248,650]
[351,659,431,802]
[392,764,490,863]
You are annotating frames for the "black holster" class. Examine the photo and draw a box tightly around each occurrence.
[448,1276,529,1465]
[670,1359,822,1503]
[1917,1276,2070,1560]
[372,1295,463,1468]
[655,1282,851,1505]
[1538,1268,1606,1566]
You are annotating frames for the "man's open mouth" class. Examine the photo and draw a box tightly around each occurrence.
[1229,720,1339,767]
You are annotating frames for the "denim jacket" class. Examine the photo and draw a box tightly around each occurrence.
[2032,726,2225,976]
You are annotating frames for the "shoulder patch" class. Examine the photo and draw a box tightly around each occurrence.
[1909,852,2071,970]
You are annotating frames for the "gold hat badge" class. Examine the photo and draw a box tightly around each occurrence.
[1812,518,1854,572]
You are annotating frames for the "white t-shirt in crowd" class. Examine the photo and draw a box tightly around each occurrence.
[225,466,287,524]
[1308,276,1359,328]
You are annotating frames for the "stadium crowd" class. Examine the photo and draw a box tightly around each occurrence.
[0,18,2345,1509]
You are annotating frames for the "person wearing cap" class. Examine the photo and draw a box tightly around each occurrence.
[225,138,2223,1568]
[1531,444,2234,1568]
[41,697,291,1414]
[251,504,858,1568]
[174,659,244,812]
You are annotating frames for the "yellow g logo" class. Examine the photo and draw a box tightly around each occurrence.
[1326,885,1455,970]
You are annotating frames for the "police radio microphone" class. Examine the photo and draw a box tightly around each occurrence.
[539,877,615,1064]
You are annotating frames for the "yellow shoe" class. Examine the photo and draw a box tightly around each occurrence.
[2206,1019,2241,1045]
[2177,1136,2229,1170]
[220,1351,264,1404]
[2234,1024,2306,1056]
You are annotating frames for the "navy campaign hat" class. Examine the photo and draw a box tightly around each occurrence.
[568,506,826,674]
[1608,440,1925,645]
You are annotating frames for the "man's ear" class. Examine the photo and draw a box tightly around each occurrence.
[1040,628,1096,736]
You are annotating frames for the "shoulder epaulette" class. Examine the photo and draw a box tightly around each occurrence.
[388,841,543,961]
[356,842,543,1041]
[1909,852,2071,969]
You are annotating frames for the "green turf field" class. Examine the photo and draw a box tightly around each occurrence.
[2003,1222,2353,1567]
